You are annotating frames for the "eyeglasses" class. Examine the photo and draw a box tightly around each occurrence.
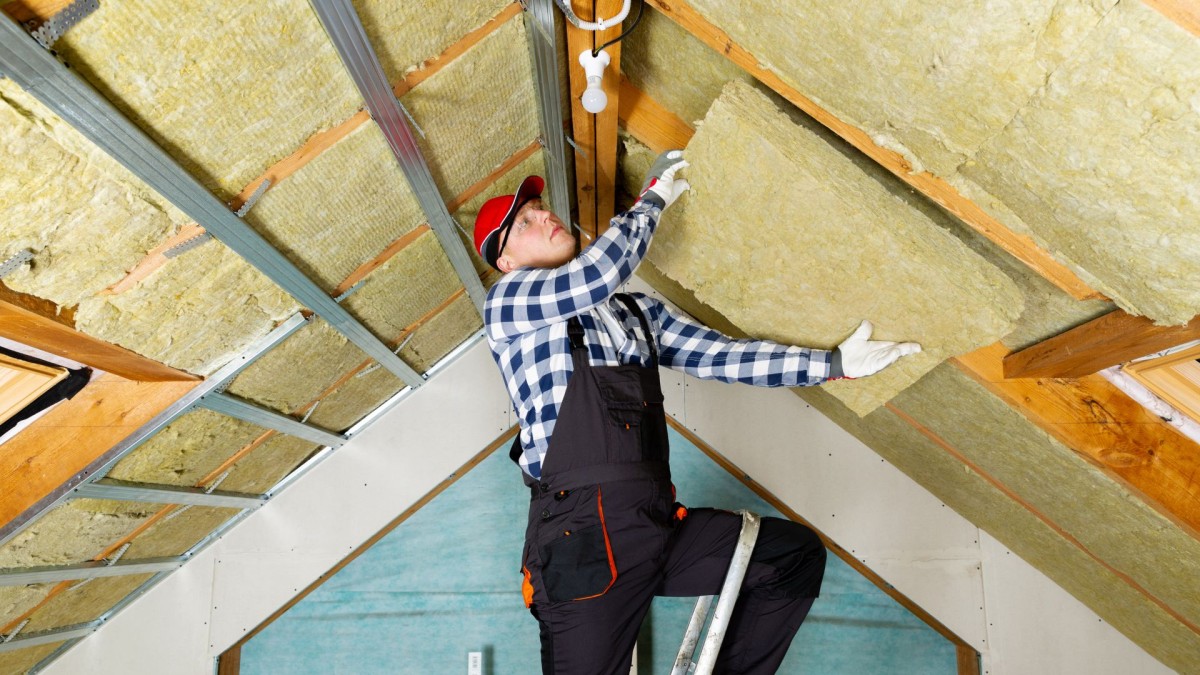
[498,199,542,258]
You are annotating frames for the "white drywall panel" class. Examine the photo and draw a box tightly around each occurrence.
[42,338,512,675]
[977,533,1175,675]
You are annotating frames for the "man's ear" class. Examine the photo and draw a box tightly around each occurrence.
[497,255,515,274]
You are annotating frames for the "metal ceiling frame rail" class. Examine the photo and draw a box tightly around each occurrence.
[23,330,491,673]
[524,0,572,224]
[198,392,348,448]
[0,16,425,390]
[0,313,310,549]
[307,0,489,313]
[0,557,183,587]
[74,479,267,509]
[0,623,95,654]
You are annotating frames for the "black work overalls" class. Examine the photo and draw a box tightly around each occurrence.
[515,295,826,675]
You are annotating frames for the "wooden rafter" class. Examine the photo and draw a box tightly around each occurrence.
[1143,0,1200,37]
[1004,310,1200,380]
[641,0,1102,302]
[618,75,694,153]
[955,343,1200,536]
[0,283,197,382]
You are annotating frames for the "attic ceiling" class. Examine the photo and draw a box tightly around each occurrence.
[0,0,1198,673]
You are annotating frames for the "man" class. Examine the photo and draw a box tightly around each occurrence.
[475,151,920,674]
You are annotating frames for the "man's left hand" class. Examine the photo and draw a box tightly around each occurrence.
[833,320,921,379]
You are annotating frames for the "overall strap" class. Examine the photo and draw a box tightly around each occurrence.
[613,293,658,368]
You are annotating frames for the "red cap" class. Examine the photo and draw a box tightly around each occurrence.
[474,175,545,270]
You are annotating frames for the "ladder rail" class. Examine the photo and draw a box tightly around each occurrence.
[671,510,762,675]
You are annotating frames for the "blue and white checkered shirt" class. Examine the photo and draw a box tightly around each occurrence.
[485,199,834,479]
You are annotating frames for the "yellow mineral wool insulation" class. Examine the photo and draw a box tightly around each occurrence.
[621,8,754,127]
[635,240,1200,670]
[0,641,63,675]
[454,149,549,278]
[341,231,465,339]
[963,1,1200,326]
[307,366,404,434]
[401,17,540,202]
[355,0,513,84]
[21,573,152,633]
[0,584,53,630]
[106,410,266,487]
[651,81,1021,415]
[219,435,321,495]
[794,382,1200,672]
[242,122,426,292]
[0,79,188,307]
[122,507,241,559]
[49,0,362,200]
[895,366,1200,626]
[307,293,481,432]
[684,0,1115,178]
[225,320,371,416]
[0,500,156,569]
[73,243,299,376]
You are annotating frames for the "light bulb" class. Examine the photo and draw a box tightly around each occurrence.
[578,49,611,114]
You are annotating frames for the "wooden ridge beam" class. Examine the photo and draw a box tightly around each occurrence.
[102,3,523,295]
[0,284,197,382]
[643,0,1102,302]
[593,0,623,231]
[566,1,600,239]
[955,343,1200,536]
[0,0,70,23]
[1004,310,1200,380]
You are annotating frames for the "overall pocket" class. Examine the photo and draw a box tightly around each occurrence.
[538,485,616,602]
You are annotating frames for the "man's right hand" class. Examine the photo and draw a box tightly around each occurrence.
[640,150,690,209]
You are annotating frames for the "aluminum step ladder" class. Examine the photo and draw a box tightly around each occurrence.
[670,510,761,675]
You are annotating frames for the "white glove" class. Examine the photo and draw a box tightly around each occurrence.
[640,150,690,209]
[834,320,921,379]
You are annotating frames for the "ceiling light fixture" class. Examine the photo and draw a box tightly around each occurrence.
[578,48,611,114]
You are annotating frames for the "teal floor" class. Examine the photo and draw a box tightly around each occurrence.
[240,426,957,674]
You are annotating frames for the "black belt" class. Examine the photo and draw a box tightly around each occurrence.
[530,461,670,498]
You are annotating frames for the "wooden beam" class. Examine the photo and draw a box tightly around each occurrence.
[955,343,1200,537]
[1143,0,1200,37]
[643,0,1102,302]
[957,644,981,675]
[1004,310,1200,380]
[665,416,977,651]
[618,76,695,152]
[567,1,600,238]
[0,287,198,382]
[0,0,70,23]
[593,0,624,232]
[0,373,198,530]
[101,3,524,296]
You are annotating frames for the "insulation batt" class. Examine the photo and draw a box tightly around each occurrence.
[686,0,1115,178]
[0,500,155,569]
[649,81,1022,415]
[963,1,1200,325]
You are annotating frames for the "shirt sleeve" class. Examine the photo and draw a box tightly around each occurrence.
[485,200,663,342]
[647,296,835,387]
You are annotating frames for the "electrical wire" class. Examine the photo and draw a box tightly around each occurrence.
[593,0,645,56]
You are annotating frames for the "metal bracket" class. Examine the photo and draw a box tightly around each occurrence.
[29,0,99,50]
[356,331,417,378]
[396,98,425,139]
[333,280,365,303]
[234,179,271,218]
[565,133,590,160]
[162,232,212,258]
[0,249,33,279]
[1,619,29,643]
